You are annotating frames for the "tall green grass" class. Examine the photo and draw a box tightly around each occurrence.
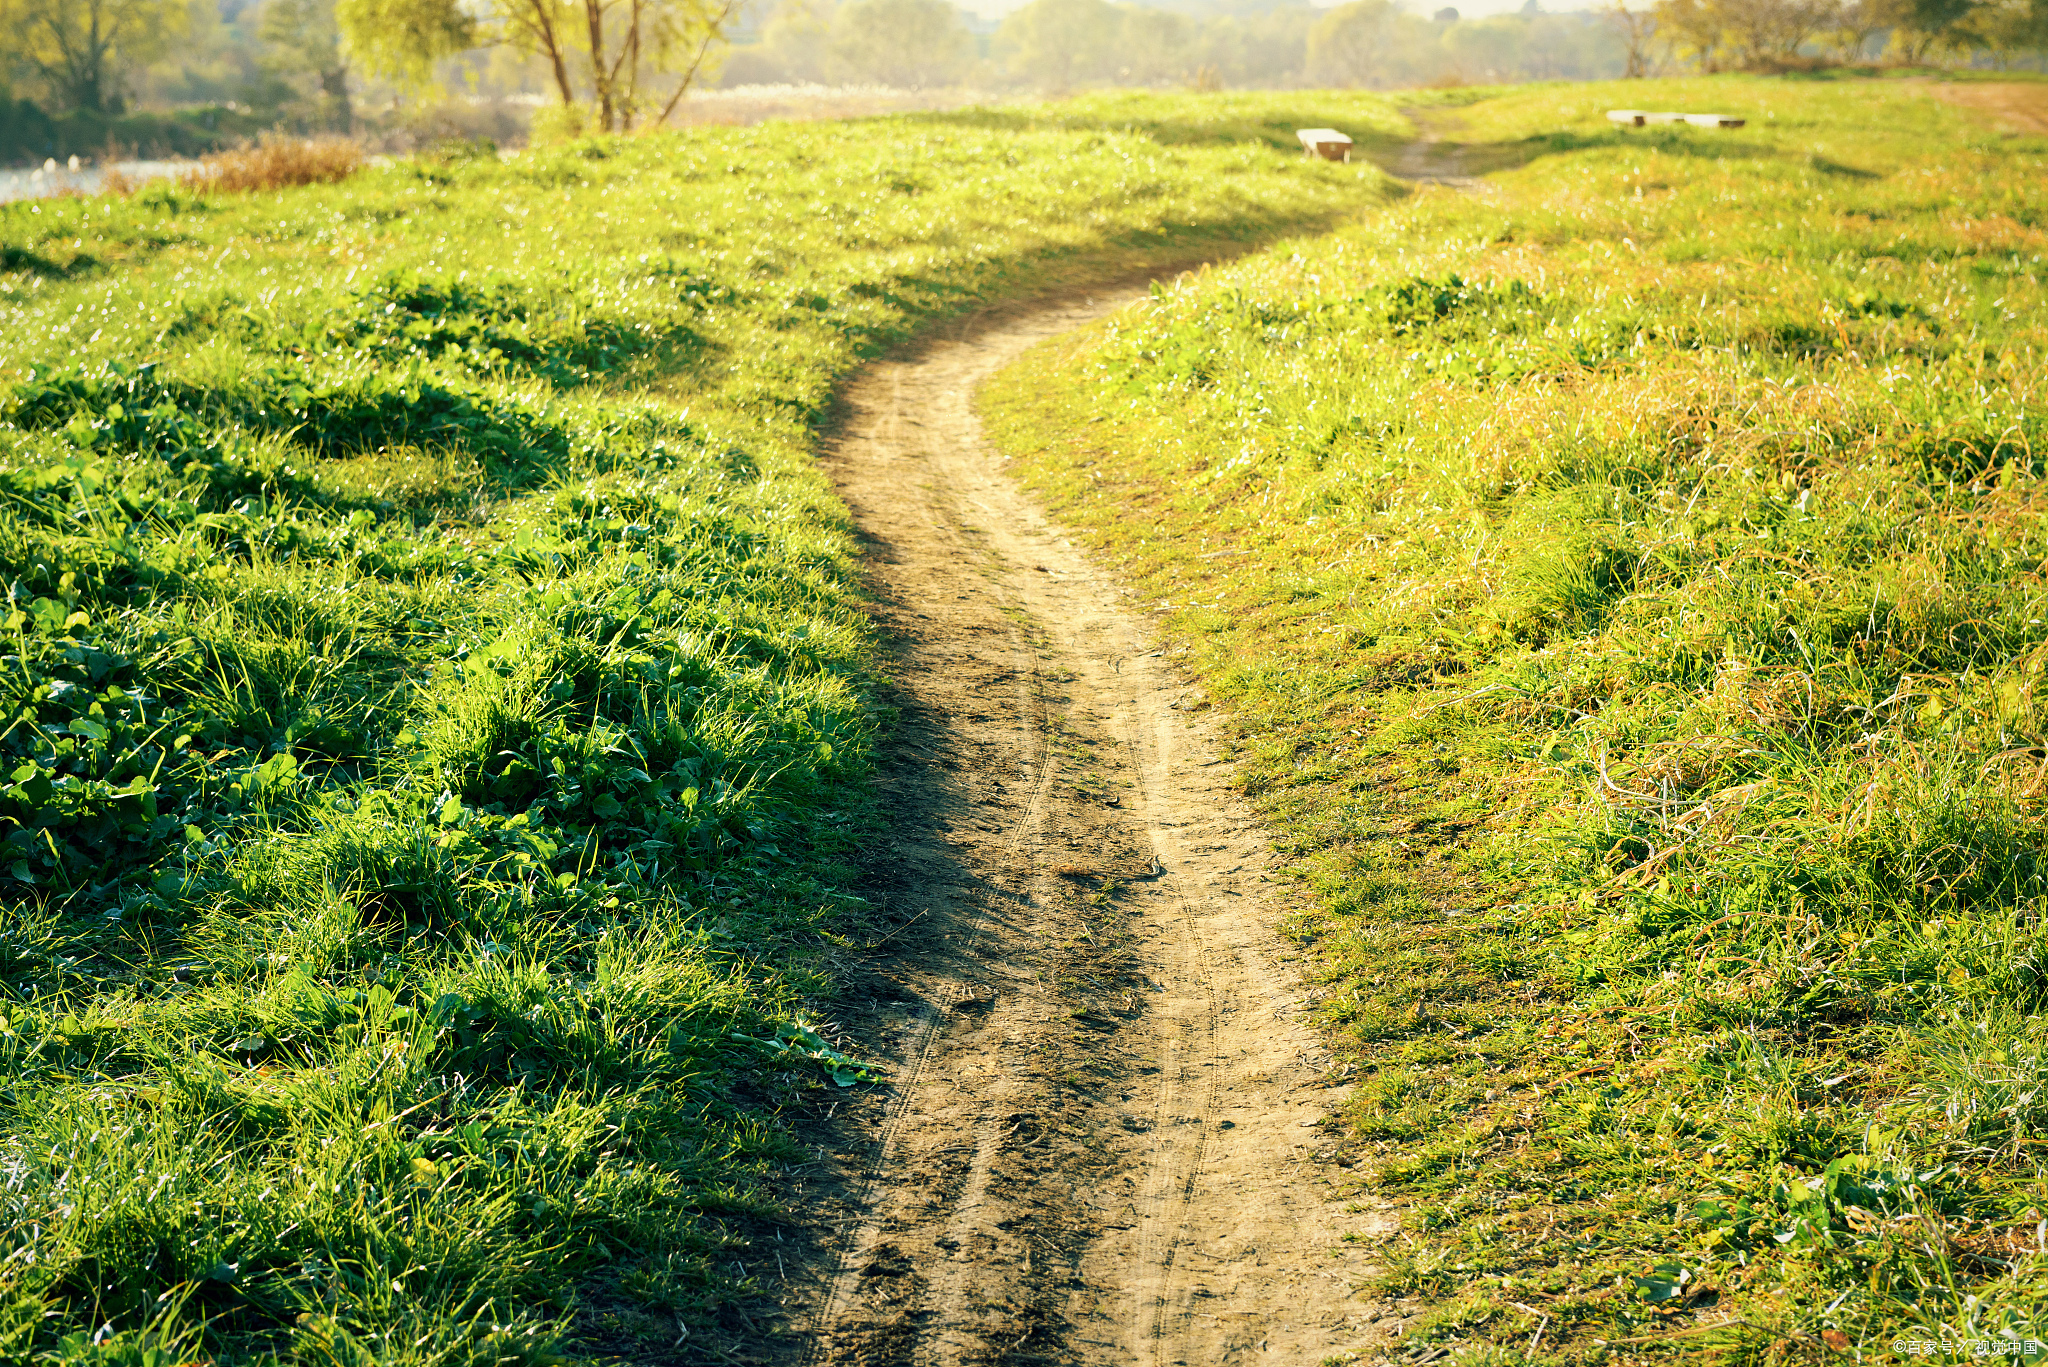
[0,92,1403,1362]
[982,76,2048,1361]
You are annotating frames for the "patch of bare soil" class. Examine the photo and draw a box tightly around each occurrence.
[755,291,1406,1366]
[1925,81,2048,134]
[1388,129,1490,190]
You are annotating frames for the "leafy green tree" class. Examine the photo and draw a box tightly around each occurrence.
[1824,0,1888,57]
[1966,0,2048,59]
[1656,0,1873,67]
[1715,0,1835,64]
[829,0,973,88]
[1882,0,1983,57]
[1116,5,1195,85]
[333,0,475,89]
[261,0,353,131]
[1650,0,1724,65]
[1185,6,1316,88]
[755,0,833,83]
[996,0,1119,90]
[1305,0,1436,87]
[0,0,190,113]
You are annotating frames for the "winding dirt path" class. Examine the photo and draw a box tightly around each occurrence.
[781,288,1404,1366]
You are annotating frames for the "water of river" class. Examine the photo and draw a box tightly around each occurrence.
[0,161,192,205]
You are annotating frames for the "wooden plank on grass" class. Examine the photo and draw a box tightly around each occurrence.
[1295,128,1354,162]
[1608,109,1746,129]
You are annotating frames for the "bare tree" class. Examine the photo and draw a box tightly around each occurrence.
[504,0,743,130]
[500,0,578,107]
[1606,0,1662,74]
[340,0,742,133]
[647,0,743,125]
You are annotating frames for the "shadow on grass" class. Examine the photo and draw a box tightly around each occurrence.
[902,104,1413,155]
[0,243,101,279]
[1811,153,1883,178]
[1361,125,1785,179]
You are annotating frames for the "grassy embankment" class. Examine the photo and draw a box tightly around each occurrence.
[0,93,1403,1363]
[982,77,2048,1362]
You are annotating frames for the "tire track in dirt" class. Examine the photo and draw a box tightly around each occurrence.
[792,286,1401,1366]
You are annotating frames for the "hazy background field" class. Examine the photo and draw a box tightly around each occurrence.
[0,0,2044,169]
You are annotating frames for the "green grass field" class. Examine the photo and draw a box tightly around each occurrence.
[0,93,1404,1362]
[982,76,2048,1363]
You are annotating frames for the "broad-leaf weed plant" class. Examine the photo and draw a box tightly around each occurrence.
[981,77,2048,1363]
[0,94,1403,1362]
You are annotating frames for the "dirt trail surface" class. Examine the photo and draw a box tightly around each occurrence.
[774,290,1404,1366]
[1926,81,2048,134]
[1388,125,1489,191]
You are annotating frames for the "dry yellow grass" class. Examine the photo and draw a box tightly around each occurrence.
[187,135,365,193]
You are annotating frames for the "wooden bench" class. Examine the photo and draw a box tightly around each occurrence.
[1607,109,1746,129]
[1295,128,1353,162]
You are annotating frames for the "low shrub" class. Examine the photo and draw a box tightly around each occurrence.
[188,134,365,193]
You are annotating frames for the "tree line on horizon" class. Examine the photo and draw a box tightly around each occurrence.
[725,0,1629,91]
[1642,0,2046,72]
[0,0,2043,165]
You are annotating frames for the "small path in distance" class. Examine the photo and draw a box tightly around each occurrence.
[777,285,1408,1366]
[1925,80,2048,134]
[1385,112,1491,191]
